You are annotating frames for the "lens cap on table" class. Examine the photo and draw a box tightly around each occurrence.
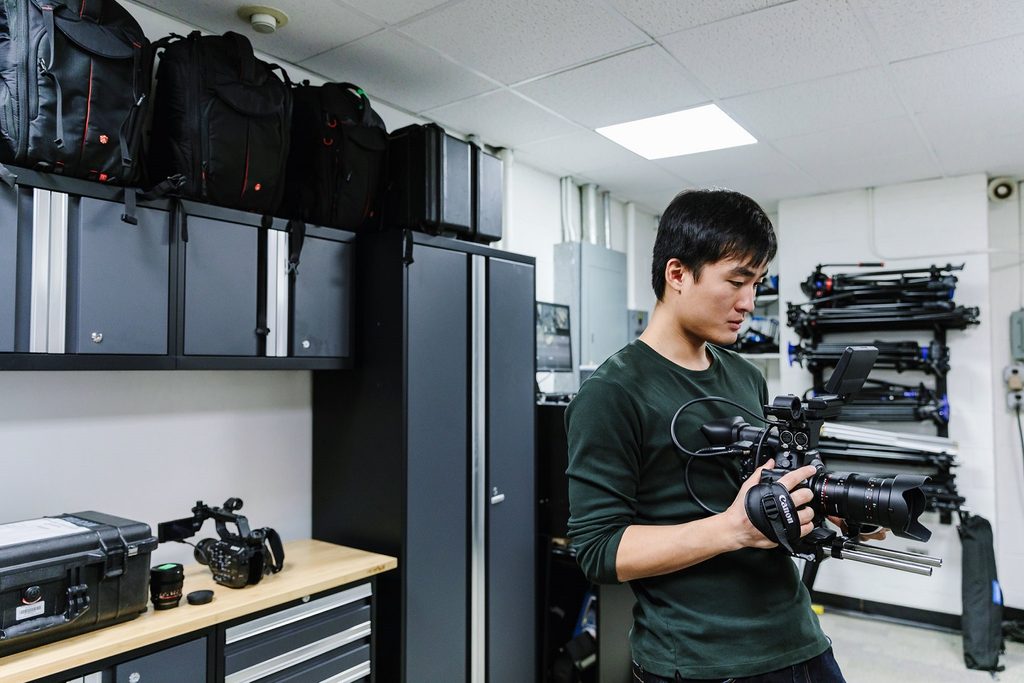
[187,589,214,605]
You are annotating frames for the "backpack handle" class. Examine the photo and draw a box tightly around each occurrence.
[337,83,374,127]
[225,31,257,83]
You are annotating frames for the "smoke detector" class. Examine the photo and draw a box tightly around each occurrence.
[237,6,289,34]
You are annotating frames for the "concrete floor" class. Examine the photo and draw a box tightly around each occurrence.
[820,610,1024,682]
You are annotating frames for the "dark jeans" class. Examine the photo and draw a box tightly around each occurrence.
[632,647,846,683]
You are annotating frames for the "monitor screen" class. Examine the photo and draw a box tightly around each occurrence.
[536,302,573,372]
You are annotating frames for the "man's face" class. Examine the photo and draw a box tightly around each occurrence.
[669,257,767,346]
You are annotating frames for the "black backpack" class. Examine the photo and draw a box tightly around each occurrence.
[0,0,150,184]
[283,81,387,231]
[148,31,292,214]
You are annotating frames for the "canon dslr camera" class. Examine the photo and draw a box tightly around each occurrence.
[158,498,285,588]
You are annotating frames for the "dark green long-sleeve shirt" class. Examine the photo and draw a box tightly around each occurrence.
[566,340,829,679]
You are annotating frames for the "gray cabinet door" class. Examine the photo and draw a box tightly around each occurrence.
[486,257,536,683]
[291,237,351,358]
[66,197,170,354]
[0,184,20,352]
[406,244,469,683]
[183,215,259,356]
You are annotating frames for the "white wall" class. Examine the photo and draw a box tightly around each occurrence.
[778,175,1003,614]
[0,372,312,567]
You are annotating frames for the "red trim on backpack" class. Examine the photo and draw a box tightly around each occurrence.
[79,0,85,17]
[241,144,251,199]
[81,60,93,157]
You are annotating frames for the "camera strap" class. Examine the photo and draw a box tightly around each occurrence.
[263,528,285,574]
[744,482,802,555]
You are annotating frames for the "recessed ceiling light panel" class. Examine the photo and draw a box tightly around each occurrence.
[596,104,756,160]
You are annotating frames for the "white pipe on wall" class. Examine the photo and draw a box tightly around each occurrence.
[560,176,578,243]
[581,183,599,245]
[602,191,612,249]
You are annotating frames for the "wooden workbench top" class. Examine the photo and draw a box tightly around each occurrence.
[0,539,397,683]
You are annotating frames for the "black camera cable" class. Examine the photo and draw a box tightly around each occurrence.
[670,396,777,515]
[1016,405,1024,483]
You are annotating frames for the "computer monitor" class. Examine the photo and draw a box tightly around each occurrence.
[536,302,573,372]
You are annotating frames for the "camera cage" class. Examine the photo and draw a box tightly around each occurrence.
[671,346,942,576]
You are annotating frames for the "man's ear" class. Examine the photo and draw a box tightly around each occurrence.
[664,258,691,294]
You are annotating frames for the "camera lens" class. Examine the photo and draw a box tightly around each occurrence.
[150,563,184,610]
[811,471,931,542]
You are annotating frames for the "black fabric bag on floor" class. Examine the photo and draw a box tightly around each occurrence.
[148,30,291,214]
[284,81,387,232]
[0,0,150,184]
[959,514,1005,672]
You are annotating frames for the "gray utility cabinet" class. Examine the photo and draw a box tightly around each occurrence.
[0,168,353,369]
[312,231,536,683]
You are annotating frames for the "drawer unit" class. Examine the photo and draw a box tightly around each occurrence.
[224,582,372,683]
[114,637,206,683]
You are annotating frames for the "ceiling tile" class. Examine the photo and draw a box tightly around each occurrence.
[773,117,930,171]
[514,130,644,176]
[608,0,792,38]
[577,159,690,197]
[515,46,707,128]
[660,0,879,98]
[302,30,498,113]
[703,169,825,210]
[721,68,904,140]
[652,143,797,182]
[916,94,1024,177]
[813,152,942,193]
[890,34,1024,113]
[855,0,1024,62]
[398,0,649,85]
[340,0,455,25]
[134,0,381,63]
[424,91,582,148]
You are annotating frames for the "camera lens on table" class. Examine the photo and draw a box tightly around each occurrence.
[150,562,185,610]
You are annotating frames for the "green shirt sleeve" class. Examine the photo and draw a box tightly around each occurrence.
[565,377,641,584]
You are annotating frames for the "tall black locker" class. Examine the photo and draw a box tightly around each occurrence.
[312,230,536,683]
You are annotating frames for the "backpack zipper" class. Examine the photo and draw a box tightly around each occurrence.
[16,0,29,159]
[191,35,203,198]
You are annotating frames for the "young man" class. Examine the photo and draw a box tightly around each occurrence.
[565,189,845,682]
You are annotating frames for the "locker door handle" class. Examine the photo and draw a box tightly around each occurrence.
[490,488,505,505]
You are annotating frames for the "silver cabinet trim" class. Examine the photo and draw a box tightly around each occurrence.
[470,253,486,683]
[321,660,371,683]
[224,621,371,683]
[266,229,289,357]
[226,582,372,644]
[29,188,51,352]
[46,191,67,354]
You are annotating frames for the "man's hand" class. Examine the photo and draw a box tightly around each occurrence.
[722,459,818,550]
[827,516,889,542]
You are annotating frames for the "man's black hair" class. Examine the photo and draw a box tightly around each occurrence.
[651,188,777,300]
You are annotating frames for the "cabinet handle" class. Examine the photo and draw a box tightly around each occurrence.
[490,493,505,505]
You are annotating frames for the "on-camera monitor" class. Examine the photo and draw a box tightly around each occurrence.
[536,302,572,372]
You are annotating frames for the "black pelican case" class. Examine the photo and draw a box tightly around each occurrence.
[0,511,158,657]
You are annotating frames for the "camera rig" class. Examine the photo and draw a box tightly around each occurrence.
[672,346,942,577]
[158,498,285,588]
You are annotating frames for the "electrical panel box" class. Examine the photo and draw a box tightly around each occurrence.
[1011,310,1024,361]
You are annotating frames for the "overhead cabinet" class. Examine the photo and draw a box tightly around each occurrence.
[0,169,353,369]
